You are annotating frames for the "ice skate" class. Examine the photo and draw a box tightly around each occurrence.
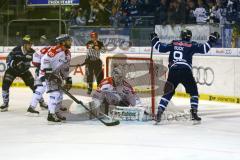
[0,103,8,112]
[154,109,163,125]
[47,113,61,124]
[190,109,201,125]
[26,106,39,116]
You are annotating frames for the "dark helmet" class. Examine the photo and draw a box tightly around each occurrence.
[55,34,71,43]
[180,29,192,41]
[22,35,33,44]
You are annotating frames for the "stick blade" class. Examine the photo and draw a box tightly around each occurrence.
[104,120,120,126]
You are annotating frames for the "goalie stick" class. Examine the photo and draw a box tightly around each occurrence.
[51,77,120,126]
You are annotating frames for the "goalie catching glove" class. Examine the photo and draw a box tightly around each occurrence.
[63,77,72,91]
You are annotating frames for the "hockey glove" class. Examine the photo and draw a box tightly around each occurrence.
[150,32,158,41]
[63,77,72,91]
[209,32,220,44]
[12,60,27,73]
[44,68,53,79]
[44,68,61,84]
[25,54,33,61]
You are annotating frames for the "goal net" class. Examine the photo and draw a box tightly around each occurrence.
[105,56,167,115]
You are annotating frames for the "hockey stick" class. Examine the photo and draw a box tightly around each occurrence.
[69,63,85,68]
[52,78,120,126]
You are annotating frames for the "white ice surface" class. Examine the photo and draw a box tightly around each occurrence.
[0,88,240,160]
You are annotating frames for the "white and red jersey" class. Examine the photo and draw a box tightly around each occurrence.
[40,45,71,79]
[32,46,51,67]
[96,77,142,106]
[97,77,135,94]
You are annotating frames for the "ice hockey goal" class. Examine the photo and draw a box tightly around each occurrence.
[105,56,166,115]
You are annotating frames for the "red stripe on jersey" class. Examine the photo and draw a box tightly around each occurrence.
[47,45,64,57]
[40,46,51,55]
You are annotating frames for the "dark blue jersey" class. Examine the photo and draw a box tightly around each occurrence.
[6,46,35,73]
[152,38,211,69]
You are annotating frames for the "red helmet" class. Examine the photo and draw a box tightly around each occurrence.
[90,32,98,38]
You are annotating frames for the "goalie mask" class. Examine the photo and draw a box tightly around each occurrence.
[112,68,124,85]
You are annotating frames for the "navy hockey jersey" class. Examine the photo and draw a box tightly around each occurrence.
[152,38,211,69]
[6,46,35,73]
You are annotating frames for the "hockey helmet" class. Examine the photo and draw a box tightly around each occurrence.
[22,35,32,44]
[55,34,72,43]
[180,29,192,41]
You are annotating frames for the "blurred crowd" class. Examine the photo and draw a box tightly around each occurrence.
[64,0,240,27]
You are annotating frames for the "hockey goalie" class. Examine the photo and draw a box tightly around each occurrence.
[90,67,150,121]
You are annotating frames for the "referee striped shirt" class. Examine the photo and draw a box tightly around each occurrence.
[86,40,105,61]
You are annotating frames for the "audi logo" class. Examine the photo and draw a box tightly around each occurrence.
[192,66,214,86]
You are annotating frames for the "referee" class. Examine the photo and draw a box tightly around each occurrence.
[85,32,105,95]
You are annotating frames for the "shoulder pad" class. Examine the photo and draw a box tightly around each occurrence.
[40,47,51,55]
[12,46,21,52]
[47,46,63,57]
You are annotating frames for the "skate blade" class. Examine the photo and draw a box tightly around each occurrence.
[192,120,201,125]
[0,109,8,112]
[25,112,39,117]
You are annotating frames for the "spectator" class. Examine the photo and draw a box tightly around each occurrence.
[186,0,197,24]
[167,1,182,24]
[70,7,79,25]
[109,6,123,27]
[97,0,113,25]
[88,0,99,24]
[124,0,140,27]
[76,8,87,25]
[209,1,220,23]
[154,0,168,25]
[193,0,209,24]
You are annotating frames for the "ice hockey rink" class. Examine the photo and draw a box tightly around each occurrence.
[0,88,240,160]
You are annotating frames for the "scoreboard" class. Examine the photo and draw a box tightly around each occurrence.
[27,0,80,6]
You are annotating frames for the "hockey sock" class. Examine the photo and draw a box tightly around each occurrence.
[190,95,199,110]
[2,90,9,104]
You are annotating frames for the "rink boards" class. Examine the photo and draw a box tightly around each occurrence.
[0,46,239,104]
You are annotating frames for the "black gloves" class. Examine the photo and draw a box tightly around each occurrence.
[12,60,26,72]
[150,32,158,41]
[64,77,72,91]
[209,32,220,44]
[44,68,53,79]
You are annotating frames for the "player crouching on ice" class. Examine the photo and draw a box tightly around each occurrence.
[90,67,149,121]
[40,34,72,123]
[151,29,220,124]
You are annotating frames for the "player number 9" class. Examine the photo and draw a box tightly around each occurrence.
[173,51,183,60]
